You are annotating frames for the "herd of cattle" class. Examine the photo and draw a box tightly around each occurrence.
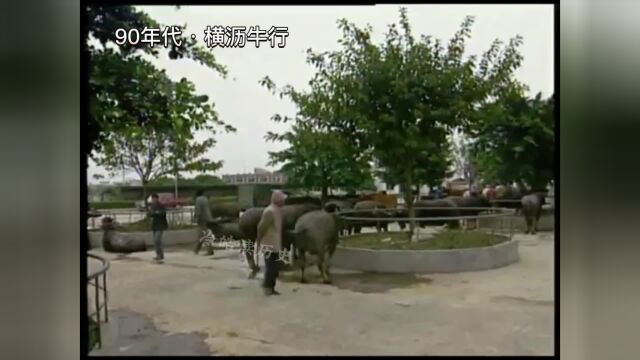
[99,188,549,284]
[204,189,548,282]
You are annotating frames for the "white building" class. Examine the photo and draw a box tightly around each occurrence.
[222,168,287,185]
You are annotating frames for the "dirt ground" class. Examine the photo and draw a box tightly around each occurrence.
[88,231,555,356]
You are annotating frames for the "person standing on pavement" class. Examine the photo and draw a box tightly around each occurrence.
[194,190,214,255]
[255,190,286,296]
[148,193,168,263]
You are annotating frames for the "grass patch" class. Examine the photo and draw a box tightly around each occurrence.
[115,218,198,232]
[342,230,508,250]
[88,316,99,351]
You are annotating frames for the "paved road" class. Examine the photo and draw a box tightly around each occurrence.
[88,231,554,356]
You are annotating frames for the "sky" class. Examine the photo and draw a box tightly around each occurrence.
[88,4,554,184]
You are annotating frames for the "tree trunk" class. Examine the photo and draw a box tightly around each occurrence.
[404,174,415,237]
[142,179,148,210]
[321,185,329,206]
[174,173,178,200]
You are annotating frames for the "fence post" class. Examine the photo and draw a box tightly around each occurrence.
[103,273,109,323]
[509,214,513,240]
[94,278,102,349]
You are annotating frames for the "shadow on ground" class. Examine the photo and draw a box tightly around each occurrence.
[278,268,432,294]
[91,309,212,356]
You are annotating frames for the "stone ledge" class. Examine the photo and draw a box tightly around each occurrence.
[478,213,554,232]
[89,229,199,249]
[329,238,519,273]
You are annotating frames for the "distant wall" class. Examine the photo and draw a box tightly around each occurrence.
[117,185,238,201]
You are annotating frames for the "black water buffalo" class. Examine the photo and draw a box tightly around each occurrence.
[284,196,322,206]
[412,198,459,228]
[323,199,355,235]
[238,203,320,277]
[100,217,147,253]
[350,200,395,234]
[209,203,242,221]
[195,218,244,254]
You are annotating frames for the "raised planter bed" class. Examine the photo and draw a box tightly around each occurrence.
[330,237,519,273]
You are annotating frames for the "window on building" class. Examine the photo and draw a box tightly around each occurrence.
[248,177,256,183]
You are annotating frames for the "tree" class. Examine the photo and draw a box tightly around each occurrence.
[451,131,477,188]
[292,8,524,233]
[264,117,374,203]
[467,91,555,191]
[93,108,229,205]
[85,5,228,156]
[191,174,226,185]
[86,6,235,206]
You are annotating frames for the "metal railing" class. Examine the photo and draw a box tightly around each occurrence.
[337,206,517,240]
[87,253,110,350]
[87,207,196,229]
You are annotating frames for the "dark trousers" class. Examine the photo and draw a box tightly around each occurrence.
[153,230,164,259]
[263,252,280,289]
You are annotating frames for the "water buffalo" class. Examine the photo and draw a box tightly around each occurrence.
[350,200,394,234]
[446,195,492,229]
[100,217,147,253]
[412,198,459,228]
[195,218,244,254]
[493,186,524,213]
[521,192,546,234]
[323,199,355,235]
[238,203,321,277]
[284,196,322,206]
[209,203,241,221]
[291,210,340,284]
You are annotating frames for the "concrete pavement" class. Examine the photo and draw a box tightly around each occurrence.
[88,231,555,356]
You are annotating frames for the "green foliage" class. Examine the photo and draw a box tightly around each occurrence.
[260,74,374,198]
[148,174,226,186]
[86,5,235,207]
[91,53,234,188]
[85,5,229,156]
[467,92,555,190]
[278,7,524,231]
[262,117,374,197]
[191,174,227,185]
[88,316,99,352]
[89,201,136,209]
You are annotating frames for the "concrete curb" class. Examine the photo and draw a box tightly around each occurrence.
[330,238,519,273]
[478,213,554,232]
[89,229,199,248]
